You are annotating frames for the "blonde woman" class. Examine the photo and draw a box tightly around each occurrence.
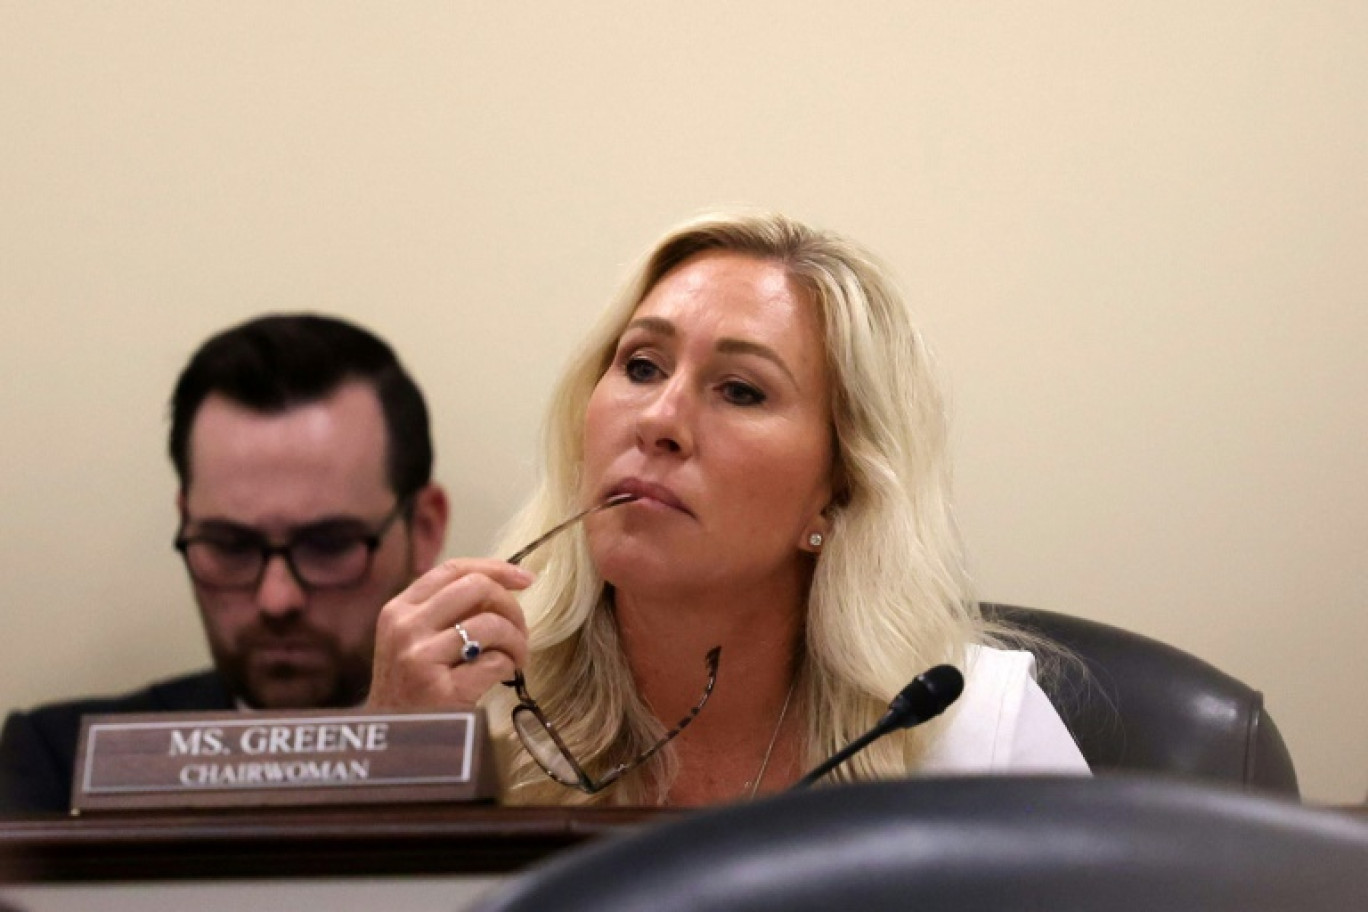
[368,210,1087,805]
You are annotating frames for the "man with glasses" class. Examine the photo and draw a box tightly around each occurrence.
[0,314,450,813]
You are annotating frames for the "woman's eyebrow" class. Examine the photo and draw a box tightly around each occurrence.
[716,338,797,386]
[623,315,798,385]
[623,316,674,337]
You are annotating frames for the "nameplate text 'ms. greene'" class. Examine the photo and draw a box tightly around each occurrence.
[71,709,499,812]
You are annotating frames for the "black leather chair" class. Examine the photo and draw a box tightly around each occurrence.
[474,777,1368,912]
[982,603,1298,795]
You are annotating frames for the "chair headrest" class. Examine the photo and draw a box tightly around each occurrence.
[477,775,1367,912]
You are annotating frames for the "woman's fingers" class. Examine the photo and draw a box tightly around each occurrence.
[416,569,532,636]
[401,557,534,605]
[366,559,536,711]
[431,611,531,672]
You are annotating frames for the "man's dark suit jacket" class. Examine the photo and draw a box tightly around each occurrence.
[0,670,232,815]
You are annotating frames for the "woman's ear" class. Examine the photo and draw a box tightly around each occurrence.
[805,443,844,553]
[800,512,831,553]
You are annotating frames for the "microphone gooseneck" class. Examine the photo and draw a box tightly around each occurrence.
[791,664,964,790]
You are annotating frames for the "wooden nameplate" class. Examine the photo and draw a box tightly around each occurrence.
[71,708,499,813]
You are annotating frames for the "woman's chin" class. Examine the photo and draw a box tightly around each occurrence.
[594,544,700,596]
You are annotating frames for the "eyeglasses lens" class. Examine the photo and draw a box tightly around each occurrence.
[183,539,370,589]
[512,707,581,786]
[289,539,370,586]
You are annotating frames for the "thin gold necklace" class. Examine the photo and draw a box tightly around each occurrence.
[747,678,797,800]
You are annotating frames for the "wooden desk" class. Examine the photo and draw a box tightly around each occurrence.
[0,804,665,883]
[2,799,1361,912]
[0,804,668,911]
[3,799,1362,882]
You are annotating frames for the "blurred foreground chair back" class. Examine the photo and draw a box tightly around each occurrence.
[983,603,1299,794]
[474,777,1367,912]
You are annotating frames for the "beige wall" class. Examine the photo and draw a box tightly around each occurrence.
[1,2,1363,804]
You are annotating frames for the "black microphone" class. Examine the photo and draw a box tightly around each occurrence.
[791,664,964,790]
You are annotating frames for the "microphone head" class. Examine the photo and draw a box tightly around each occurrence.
[886,664,964,729]
[792,664,966,790]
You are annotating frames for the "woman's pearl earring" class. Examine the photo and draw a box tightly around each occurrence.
[808,532,824,548]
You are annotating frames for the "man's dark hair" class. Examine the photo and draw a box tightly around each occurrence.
[169,313,433,498]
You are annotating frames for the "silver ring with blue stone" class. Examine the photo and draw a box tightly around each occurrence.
[454,622,482,663]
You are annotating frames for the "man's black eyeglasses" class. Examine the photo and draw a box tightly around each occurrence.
[508,646,720,794]
[174,497,412,591]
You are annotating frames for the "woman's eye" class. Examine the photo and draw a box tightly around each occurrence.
[624,355,661,383]
[721,380,766,406]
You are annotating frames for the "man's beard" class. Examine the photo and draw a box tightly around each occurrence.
[207,558,415,710]
[214,623,373,710]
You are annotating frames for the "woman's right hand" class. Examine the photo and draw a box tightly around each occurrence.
[365,559,535,711]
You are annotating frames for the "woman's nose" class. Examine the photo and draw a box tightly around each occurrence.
[634,376,694,456]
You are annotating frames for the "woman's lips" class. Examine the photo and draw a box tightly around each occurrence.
[609,478,690,514]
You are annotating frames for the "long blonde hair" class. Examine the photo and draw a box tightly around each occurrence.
[487,210,982,805]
